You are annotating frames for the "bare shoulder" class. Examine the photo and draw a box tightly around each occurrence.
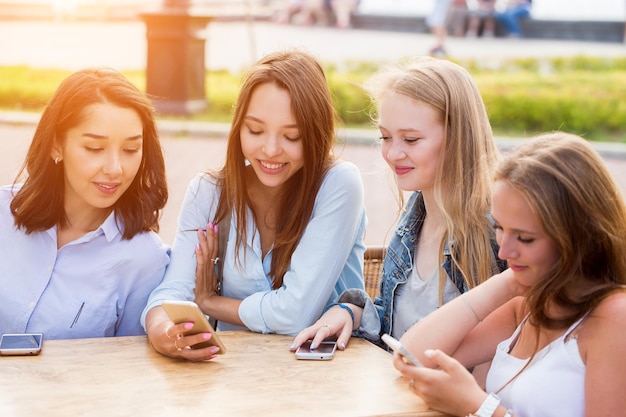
[590,289,626,322]
[580,290,626,416]
[580,290,626,347]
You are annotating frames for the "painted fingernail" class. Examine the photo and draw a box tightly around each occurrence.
[289,343,296,350]
[202,333,211,340]
[213,224,218,233]
[183,322,194,330]
[310,342,317,350]
[340,342,346,349]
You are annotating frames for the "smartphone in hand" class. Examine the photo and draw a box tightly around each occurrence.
[381,333,423,367]
[0,333,43,356]
[161,300,226,354]
[295,340,337,360]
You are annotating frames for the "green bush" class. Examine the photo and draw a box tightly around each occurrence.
[0,57,625,142]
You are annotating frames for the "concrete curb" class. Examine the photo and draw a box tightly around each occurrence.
[2,110,625,159]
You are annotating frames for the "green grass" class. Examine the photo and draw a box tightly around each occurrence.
[1,57,625,143]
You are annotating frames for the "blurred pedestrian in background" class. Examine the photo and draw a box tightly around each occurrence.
[466,0,497,38]
[496,0,532,38]
[427,0,453,56]
[446,0,469,37]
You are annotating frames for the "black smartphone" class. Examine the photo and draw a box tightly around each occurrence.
[0,333,44,356]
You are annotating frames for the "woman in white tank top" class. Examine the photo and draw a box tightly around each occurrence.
[390,132,626,417]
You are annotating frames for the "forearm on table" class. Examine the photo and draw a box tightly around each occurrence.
[400,270,517,365]
[197,295,244,327]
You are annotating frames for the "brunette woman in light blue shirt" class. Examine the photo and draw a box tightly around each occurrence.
[0,68,170,340]
[143,50,367,360]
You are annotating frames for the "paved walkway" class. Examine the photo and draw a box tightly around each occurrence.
[0,20,625,245]
[0,20,625,72]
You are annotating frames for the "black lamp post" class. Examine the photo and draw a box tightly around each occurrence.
[140,0,213,115]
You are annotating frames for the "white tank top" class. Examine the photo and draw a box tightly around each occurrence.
[485,314,587,417]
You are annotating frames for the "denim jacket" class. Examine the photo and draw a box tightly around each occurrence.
[338,191,507,348]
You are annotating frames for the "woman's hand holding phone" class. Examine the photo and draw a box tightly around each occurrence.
[145,302,224,361]
[392,347,489,417]
[381,334,423,367]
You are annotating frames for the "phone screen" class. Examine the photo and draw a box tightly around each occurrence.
[295,341,337,360]
[0,333,43,355]
[300,341,336,354]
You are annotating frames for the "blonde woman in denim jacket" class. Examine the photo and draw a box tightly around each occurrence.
[292,57,507,352]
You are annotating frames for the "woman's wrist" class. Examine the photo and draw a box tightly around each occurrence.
[465,393,515,417]
[195,293,217,316]
[335,303,355,325]
[466,393,500,417]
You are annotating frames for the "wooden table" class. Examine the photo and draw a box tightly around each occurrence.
[0,331,449,417]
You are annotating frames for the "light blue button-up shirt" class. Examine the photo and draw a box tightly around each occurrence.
[0,185,170,340]
[142,161,367,335]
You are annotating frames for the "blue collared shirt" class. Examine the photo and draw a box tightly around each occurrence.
[0,185,170,340]
[142,161,367,336]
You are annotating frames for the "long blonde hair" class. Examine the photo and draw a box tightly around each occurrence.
[365,57,500,300]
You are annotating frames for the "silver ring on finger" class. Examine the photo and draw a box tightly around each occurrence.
[210,257,219,265]
[321,323,332,334]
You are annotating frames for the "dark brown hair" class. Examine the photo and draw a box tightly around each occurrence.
[11,68,168,239]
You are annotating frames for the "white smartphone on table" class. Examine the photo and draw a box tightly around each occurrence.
[295,340,337,360]
[0,333,44,356]
[381,333,423,367]
[161,300,226,354]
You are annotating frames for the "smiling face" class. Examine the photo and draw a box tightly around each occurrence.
[240,82,304,190]
[53,102,143,223]
[378,92,444,194]
[492,180,560,288]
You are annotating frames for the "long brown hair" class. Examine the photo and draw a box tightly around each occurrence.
[364,57,500,300]
[495,132,626,330]
[211,50,337,289]
[11,68,167,239]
